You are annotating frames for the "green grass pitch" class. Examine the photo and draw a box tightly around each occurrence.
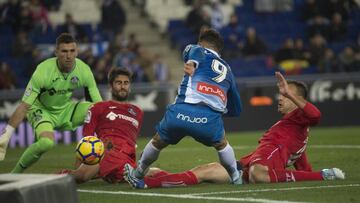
[1,126,359,203]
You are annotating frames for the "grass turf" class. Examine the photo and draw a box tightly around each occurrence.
[1,126,359,203]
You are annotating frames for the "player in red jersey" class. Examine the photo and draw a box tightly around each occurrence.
[60,68,143,183]
[139,72,345,188]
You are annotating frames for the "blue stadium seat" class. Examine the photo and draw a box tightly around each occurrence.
[92,25,110,42]
[31,27,56,44]
[0,35,13,58]
[229,57,272,77]
[167,20,186,33]
[81,23,95,42]
[0,25,13,36]
[293,0,305,9]
[302,65,318,74]
[170,29,195,49]
[178,35,197,52]
[329,42,348,54]
[3,57,30,87]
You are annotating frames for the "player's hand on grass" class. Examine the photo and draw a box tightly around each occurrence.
[0,125,15,161]
[275,72,291,98]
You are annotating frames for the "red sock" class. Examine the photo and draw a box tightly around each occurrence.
[144,170,198,188]
[268,169,323,182]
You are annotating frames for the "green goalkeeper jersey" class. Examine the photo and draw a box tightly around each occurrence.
[22,57,102,111]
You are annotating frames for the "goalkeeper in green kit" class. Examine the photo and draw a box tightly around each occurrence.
[0,33,102,173]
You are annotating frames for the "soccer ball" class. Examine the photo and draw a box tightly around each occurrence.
[76,136,104,165]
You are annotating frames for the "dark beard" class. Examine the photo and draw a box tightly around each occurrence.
[112,92,128,102]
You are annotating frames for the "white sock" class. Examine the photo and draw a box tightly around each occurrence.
[135,140,160,178]
[217,143,239,182]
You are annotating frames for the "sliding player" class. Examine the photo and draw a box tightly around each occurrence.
[140,72,345,188]
[59,69,143,184]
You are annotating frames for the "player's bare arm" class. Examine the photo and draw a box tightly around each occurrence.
[275,72,307,108]
[8,102,31,128]
[184,62,195,76]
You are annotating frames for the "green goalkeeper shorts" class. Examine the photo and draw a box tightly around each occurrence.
[27,101,92,138]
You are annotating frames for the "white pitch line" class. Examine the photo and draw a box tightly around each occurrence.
[188,183,360,196]
[78,189,306,203]
[310,145,360,149]
[161,145,360,153]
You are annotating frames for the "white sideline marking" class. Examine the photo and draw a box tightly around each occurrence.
[162,145,360,153]
[310,145,360,149]
[189,184,360,196]
[78,189,306,203]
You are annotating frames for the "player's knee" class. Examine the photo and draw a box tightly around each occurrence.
[151,133,168,150]
[146,167,163,176]
[249,164,269,184]
[213,138,227,150]
[37,137,55,152]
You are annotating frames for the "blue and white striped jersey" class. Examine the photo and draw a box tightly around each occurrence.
[175,44,242,116]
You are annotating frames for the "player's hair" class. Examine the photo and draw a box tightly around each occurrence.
[108,68,133,85]
[287,80,308,99]
[198,28,224,53]
[56,33,76,47]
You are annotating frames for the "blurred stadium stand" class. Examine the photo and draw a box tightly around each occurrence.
[0,0,359,90]
[48,0,101,26]
[163,0,360,77]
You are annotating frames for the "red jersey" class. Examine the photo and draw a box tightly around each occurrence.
[259,102,321,169]
[83,101,144,148]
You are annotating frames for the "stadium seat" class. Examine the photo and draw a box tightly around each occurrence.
[31,27,57,44]
[301,65,318,74]
[229,57,272,77]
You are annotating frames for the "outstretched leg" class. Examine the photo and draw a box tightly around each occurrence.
[214,136,242,184]
[135,133,168,178]
[248,164,344,183]
[124,133,168,189]
[143,162,230,188]
[12,125,55,173]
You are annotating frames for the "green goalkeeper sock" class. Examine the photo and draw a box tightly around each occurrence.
[11,137,55,173]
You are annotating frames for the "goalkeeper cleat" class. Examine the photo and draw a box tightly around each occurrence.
[321,168,345,180]
[123,163,147,189]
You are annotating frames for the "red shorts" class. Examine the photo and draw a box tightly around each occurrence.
[239,143,288,181]
[98,139,136,183]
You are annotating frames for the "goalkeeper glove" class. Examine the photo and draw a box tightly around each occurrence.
[0,125,15,161]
